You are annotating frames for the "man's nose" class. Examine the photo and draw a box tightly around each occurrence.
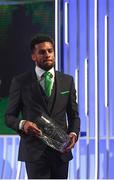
[45,51,50,57]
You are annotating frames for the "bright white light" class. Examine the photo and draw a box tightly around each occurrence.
[85,58,88,115]
[75,69,79,103]
[94,0,99,179]
[105,15,108,107]
[16,161,22,180]
[10,138,15,171]
[55,0,58,70]
[3,137,7,159]
[105,15,110,178]
[64,2,68,44]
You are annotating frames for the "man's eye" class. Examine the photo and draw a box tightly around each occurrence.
[48,49,53,53]
[39,50,45,55]
[38,49,54,55]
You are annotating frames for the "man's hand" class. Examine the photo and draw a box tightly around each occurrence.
[65,133,77,152]
[23,121,42,136]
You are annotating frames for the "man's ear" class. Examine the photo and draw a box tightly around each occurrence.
[31,54,36,62]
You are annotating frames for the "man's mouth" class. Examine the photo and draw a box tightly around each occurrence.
[44,59,53,63]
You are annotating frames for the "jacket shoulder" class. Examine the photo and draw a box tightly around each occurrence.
[12,71,36,86]
[56,71,73,80]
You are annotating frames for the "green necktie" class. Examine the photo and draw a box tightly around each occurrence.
[44,71,53,97]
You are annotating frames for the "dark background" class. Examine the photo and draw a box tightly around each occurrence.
[0,0,55,97]
[0,0,55,134]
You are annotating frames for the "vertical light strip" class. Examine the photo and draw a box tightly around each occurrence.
[94,0,99,179]
[75,69,79,103]
[104,14,109,179]
[85,1,90,178]
[75,68,80,179]
[1,137,7,179]
[16,161,22,179]
[10,137,16,179]
[104,15,108,108]
[85,58,88,116]
[64,1,68,45]
[55,0,58,70]
[75,1,80,178]
[16,136,22,179]
[25,171,28,180]
[76,0,80,68]
[85,58,90,179]
[76,140,80,178]
[64,0,70,74]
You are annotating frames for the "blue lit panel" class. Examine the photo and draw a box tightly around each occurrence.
[69,0,77,76]
[63,0,114,179]
[88,0,95,137]
[109,139,114,178]
[0,138,3,179]
[109,0,114,137]
[98,0,106,137]
[78,0,87,135]
[0,136,26,179]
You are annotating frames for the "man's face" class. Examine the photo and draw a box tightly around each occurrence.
[32,42,55,71]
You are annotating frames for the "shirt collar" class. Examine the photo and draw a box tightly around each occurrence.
[35,66,55,80]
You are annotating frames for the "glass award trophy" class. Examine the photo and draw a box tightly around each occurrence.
[35,114,70,153]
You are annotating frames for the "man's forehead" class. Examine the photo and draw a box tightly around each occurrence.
[35,42,53,49]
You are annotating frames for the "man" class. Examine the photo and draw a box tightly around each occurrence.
[5,34,80,179]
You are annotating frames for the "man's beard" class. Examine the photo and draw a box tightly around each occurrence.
[36,61,55,71]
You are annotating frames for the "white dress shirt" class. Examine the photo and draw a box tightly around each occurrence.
[35,66,55,92]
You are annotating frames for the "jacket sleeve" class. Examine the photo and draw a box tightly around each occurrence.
[67,77,80,136]
[5,77,22,133]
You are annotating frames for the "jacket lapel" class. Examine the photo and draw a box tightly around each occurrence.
[30,71,49,114]
[51,71,62,116]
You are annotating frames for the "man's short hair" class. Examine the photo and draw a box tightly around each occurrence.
[30,34,54,52]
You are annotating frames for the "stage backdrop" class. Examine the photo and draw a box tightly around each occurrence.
[0,0,55,134]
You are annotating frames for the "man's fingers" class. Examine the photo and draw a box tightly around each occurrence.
[32,123,42,135]
[64,134,77,152]
[23,121,42,136]
[66,141,74,151]
[32,127,42,136]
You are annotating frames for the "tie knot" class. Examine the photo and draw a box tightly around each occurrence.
[44,71,53,78]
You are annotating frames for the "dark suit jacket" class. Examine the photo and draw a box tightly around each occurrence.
[5,70,80,162]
